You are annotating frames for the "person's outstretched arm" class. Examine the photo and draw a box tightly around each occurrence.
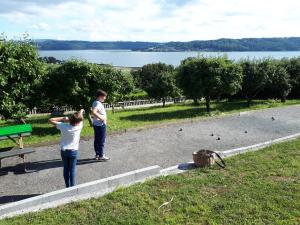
[48,116,69,125]
[78,109,85,117]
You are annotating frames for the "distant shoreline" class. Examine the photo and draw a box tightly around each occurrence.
[35,37,300,52]
[38,50,300,67]
[38,49,300,52]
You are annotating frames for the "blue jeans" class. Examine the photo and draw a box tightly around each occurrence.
[93,124,106,157]
[61,150,78,188]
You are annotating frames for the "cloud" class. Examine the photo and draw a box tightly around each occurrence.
[30,22,50,31]
[0,0,300,41]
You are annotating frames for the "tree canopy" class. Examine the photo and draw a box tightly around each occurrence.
[177,56,243,112]
[0,35,45,120]
[42,60,135,115]
[137,63,178,106]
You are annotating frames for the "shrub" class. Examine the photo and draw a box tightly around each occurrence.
[177,56,243,112]
[0,35,45,121]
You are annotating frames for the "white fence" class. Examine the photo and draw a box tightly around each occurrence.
[28,97,185,115]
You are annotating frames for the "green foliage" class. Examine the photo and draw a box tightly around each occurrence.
[282,57,300,98]
[153,71,180,103]
[240,59,270,106]
[42,60,135,112]
[267,61,291,102]
[177,56,243,112]
[240,58,292,106]
[95,68,135,103]
[176,58,202,103]
[0,35,45,120]
[122,90,148,101]
[138,63,173,88]
[137,63,179,106]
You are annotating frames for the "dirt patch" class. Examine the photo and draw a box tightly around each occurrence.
[267,176,297,182]
[200,186,231,196]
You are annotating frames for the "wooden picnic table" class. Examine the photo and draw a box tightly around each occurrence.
[0,124,35,171]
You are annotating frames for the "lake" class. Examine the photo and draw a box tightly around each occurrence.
[39,50,300,67]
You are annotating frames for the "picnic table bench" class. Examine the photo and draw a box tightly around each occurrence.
[0,124,35,171]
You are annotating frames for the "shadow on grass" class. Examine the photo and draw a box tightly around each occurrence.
[215,101,249,112]
[119,100,268,122]
[119,101,246,122]
[120,107,209,122]
[31,126,58,137]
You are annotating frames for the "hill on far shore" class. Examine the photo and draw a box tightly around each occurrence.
[35,37,300,52]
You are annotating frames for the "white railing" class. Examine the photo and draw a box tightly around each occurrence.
[28,97,185,116]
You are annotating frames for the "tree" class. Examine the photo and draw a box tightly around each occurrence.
[282,57,300,99]
[240,59,270,107]
[177,56,243,112]
[0,35,45,121]
[266,60,291,102]
[151,71,180,106]
[39,56,62,64]
[176,57,202,104]
[43,60,135,119]
[42,60,94,113]
[91,67,135,112]
[137,63,177,106]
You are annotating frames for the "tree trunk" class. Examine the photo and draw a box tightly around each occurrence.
[112,103,115,113]
[281,96,286,103]
[87,112,93,127]
[193,98,199,105]
[205,96,211,112]
[162,98,166,107]
[247,99,251,108]
[228,96,234,102]
[19,118,26,124]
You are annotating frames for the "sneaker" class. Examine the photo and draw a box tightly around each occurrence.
[98,155,110,161]
[95,155,100,160]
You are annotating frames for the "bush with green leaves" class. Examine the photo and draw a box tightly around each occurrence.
[42,60,135,115]
[240,58,292,106]
[137,63,179,106]
[177,56,243,112]
[240,59,270,107]
[0,35,45,121]
[267,60,291,102]
[282,57,300,99]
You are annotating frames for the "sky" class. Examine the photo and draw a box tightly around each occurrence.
[0,0,299,42]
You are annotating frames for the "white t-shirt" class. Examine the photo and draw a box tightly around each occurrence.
[92,100,106,126]
[56,122,83,151]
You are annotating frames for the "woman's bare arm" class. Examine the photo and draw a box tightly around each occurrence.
[48,116,69,125]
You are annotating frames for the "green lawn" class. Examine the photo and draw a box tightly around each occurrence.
[0,99,300,149]
[1,137,299,224]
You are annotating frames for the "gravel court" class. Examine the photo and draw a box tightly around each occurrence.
[1,104,300,205]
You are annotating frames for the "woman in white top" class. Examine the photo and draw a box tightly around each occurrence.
[49,109,84,187]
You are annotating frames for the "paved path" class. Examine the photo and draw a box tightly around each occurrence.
[1,105,300,205]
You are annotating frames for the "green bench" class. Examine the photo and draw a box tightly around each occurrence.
[0,124,35,171]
